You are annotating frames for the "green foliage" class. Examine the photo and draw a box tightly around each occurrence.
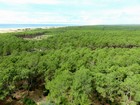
[46,70,72,104]
[1,25,140,105]
[70,67,92,105]
[23,97,37,105]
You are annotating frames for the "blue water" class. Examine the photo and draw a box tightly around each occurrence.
[0,24,72,29]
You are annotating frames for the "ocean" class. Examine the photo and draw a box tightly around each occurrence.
[0,24,71,29]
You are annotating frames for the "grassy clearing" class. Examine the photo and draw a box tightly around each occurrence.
[23,35,53,40]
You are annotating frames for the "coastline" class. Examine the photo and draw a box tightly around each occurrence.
[0,28,23,33]
[0,26,66,33]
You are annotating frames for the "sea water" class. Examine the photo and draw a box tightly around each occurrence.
[0,24,71,29]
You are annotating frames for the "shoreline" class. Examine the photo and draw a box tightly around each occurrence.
[0,26,66,33]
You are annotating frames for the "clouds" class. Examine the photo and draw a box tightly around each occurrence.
[0,9,105,24]
[0,10,69,24]
[0,0,119,5]
[0,0,140,24]
[0,10,32,24]
[0,0,61,5]
[0,0,102,6]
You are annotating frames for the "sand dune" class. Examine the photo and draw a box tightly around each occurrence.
[0,26,65,33]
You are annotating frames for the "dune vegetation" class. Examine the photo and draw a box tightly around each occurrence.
[0,25,140,105]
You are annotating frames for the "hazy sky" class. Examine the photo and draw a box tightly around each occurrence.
[0,0,140,25]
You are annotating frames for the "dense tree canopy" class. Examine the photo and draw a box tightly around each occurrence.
[0,26,140,105]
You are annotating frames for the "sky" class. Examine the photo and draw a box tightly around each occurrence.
[0,0,140,25]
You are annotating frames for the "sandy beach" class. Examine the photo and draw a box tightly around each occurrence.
[0,28,24,33]
[0,26,65,33]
